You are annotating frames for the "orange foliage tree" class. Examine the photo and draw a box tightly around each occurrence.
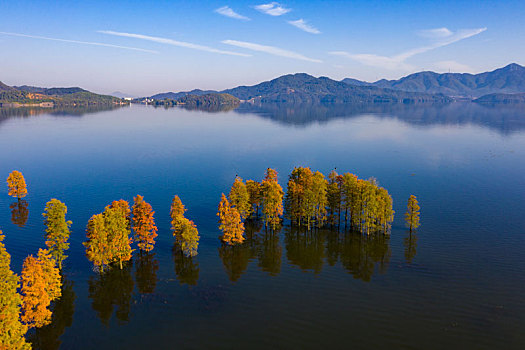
[132,195,158,252]
[20,249,61,329]
[217,194,245,245]
[0,230,30,349]
[7,170,28,199]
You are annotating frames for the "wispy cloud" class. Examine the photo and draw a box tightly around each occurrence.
[255,2,291,16]
[215,6,250,21]
[222,39,321,63]
[0,31,158,53]
[288,19,321,34]
[330,27,486,70]
[418,27,453,39]
[98,30,251,57]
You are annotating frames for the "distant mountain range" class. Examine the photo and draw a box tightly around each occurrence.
[144,74,452,105]
[342,63,525,98]
[0,83,124,107]
[143,63,525,104]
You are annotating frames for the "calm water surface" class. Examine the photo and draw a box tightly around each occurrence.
[0,104,524,349]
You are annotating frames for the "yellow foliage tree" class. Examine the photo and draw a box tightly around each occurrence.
[84,213,110,272]
[217,194,245,245]
[0,230,31,349]
[7,170,28,199]
[261,168,284,230]
[170,195,200,256]
[170,195,187,236]
[229,176,252,220]
[405,195,420,231]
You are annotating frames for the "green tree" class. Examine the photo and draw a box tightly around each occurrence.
[261,168,284,230]
[246,180,262,217]
[405,195,420,231]
[229,176,252,220]
[84,213,110,272]
[105,205,133,270]
[43,199,72,269]
[0,230,30,350]
[170,195,200,256]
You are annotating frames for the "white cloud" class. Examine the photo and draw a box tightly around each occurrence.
[432,60,474,73]
[98,30,251,57]
[222,39,321,63]
[418,27,453,39]
[288,19,321,34]
[215,6,250,21]
[255,2,291,16]
[0,31,158,53]
[330,27,486,71]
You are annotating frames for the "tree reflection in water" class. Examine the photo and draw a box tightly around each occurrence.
[10,200,29,227]
[88,264,134,326]
[29,276,75,350]
[218,243,252,283]
[135,252,159,294]
[173,243,200,286]
[404,231,418,264]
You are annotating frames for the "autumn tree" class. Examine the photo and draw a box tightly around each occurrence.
[405,195,420,231]
[0,230,30,350]
[7,170,28,199]
[179,218,200,257]
[170,195,200,257]
[327,170,341,226]
[43,199,72,269]
[310,171,328,229]
[104,204,132,269]
[246,180,262,217]
[341,172,358,226]
[261,168,284,230]
[132,195,158,252]
[21,249,61,329]
[170,195,187,236]
[217,194,245,245]
[84,214,110,272]
[84,200,133,272]
[229,176,252,220]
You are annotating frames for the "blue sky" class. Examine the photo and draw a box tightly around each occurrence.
[1,0,524,96]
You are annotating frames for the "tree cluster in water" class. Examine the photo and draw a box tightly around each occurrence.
[1,169,420,349]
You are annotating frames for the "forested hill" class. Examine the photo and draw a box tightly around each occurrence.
[150,89,216,100]
[474,92,525,104]
[0,82,124,106]
[342,63,525,98]
[221,73,451,104]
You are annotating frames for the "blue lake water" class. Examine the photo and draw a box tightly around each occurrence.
[0,103,524,349]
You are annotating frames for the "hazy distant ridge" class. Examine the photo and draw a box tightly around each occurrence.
[342,63,525,98]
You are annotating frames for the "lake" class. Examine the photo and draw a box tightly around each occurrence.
[1,103,524,349]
